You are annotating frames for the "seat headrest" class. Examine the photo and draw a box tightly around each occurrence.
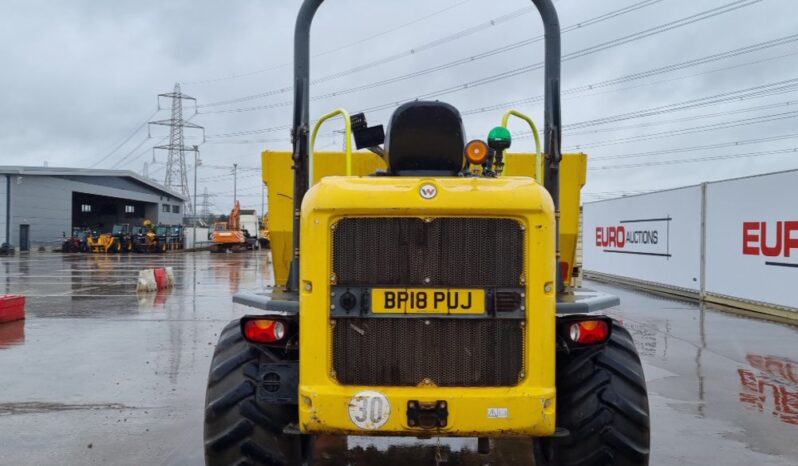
[384,101,466,176]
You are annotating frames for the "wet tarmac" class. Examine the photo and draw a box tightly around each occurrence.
[0,252,796,465]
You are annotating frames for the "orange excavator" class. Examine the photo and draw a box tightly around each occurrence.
[209,201,256,253]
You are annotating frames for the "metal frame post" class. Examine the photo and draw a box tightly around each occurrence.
[699,182,707,301]
[5,174,10,245]
[233,163,238,206]
[193,145,199,250]
[287,0,562,291]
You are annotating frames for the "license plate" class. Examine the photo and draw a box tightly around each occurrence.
[372,288,485,314]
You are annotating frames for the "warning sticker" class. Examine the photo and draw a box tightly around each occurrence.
[487,407,509,418]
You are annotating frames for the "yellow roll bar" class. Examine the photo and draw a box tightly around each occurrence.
[502,109,542,184]
[309,108,352,184]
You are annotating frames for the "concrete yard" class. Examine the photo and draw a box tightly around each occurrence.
[0,252,796,465]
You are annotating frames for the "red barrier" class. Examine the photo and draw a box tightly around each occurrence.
[154,268,169,290]
[0,295,25,323]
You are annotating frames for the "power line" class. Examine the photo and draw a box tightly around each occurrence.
[198,0,662,110]
[211,47,798,144]
[115,135,168,169]
[566,99,798,137]
[198,0,763,140]
[566,109,798,150]
[461,34,798,116]
[214,184,263,196]
[209,68,798,150]
[114,136,154,167]
[200,171,261,183]
[206,43,798,146]
[591,132,798,160]
[356,0,763,114]
[590,147,798,170]
[183,0,475,86]
[478,77,798,142]
[565,78,798,131]
[583,189,663,200]
[110,108,203,170]
[89,108,158,168]
[201,164,259,170]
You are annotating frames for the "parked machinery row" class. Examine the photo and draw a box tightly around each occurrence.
[62,222,184,253]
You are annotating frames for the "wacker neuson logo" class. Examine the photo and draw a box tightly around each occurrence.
[419,183,437,199]
[595,217,672,258]
[742,220,798,268]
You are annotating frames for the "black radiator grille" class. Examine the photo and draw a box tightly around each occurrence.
[332,217,524,287]
[332,318,524,386]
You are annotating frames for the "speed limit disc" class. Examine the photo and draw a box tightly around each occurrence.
[348,390,391,430]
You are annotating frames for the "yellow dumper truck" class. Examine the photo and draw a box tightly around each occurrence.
[204,1,650,465]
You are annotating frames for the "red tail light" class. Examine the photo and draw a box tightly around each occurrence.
[568,320,610,345]
[243,319,286,343]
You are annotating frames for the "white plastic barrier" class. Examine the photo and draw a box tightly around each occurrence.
[705,171,798,309]
[583,186,703,292]
[136,266,175,292]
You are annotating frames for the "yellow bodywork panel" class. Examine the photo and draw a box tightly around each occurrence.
[298,177,557,436]
[503,152,587,287]
[261,150,586,287]
[261,150,387,285]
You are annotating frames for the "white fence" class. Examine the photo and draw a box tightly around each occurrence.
[583,186,702,293]
[705,171,797,309]
[583,170,798,314]
[184,227,210,250]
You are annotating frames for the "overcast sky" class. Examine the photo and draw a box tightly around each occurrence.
[1,0,796,212]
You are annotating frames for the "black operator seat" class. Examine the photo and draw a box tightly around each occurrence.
[384,101,466,176]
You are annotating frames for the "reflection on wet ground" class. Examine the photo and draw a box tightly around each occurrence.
[600,282,798,464]
[0,319,24,348]
[738,354,798,426]
[0,253,796,465]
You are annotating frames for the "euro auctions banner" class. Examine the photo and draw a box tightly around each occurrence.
[583,186,702,291]
[705,171,798,309]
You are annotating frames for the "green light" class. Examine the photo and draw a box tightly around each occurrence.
[488,126,512,151]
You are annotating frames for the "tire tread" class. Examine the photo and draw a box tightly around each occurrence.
[534,321,651,466]
[204,320,304,466]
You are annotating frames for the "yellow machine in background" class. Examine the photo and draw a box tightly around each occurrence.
[132,220,165,253]
[86,232,119,253]
[258,214,271,249]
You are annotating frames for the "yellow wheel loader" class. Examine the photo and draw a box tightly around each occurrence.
[204,1,650,465]
[87,230,119,253]
[258,214,271,249]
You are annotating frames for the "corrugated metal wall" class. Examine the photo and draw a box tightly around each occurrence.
[10,176,71,247]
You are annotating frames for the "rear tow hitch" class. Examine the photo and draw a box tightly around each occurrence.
[407,400,448,429]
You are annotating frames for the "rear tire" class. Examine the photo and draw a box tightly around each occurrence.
[534,320,650,466]
[204,320,311,466]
